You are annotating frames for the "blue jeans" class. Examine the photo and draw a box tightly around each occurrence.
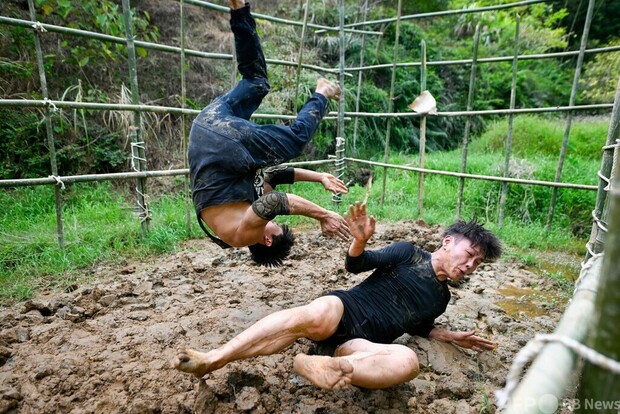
[189,4,329,214]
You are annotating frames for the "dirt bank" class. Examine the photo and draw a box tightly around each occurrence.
[0,220,568,413]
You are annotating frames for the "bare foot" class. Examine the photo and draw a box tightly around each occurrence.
[293,353,353,390]
[171,348,213,378]
[229,0,245,10]
[315,78,341,100]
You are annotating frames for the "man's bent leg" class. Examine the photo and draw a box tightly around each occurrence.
[294,339,419,390]
[338,338,419,388]
[172,296,344,377]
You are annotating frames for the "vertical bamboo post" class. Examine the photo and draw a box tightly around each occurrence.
[122,0,150,236]
[332,0,346,206]
[498,15,520,228]
[352,0,369,154]
[417,40,427,216]
[380,0,402,207]
[577,157,620,410]
[27,0,64,249]
[337,0,346,140]
[180,0,192,235]
[546,0,595,230]
[456,24,480,219]
[293,0,311,114]
[585,77,620,261]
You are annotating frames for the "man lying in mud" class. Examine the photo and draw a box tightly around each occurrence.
[172,202,503,390]
[189,0,349,267]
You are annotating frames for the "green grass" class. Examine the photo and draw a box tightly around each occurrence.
[0,115,607,304]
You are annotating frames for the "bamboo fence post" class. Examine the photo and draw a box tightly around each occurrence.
[380,0,402,207]
[331,0,346,206]
[293,0,311,114]
[122,0,150,236]
[498,15,520,228]
[577,144,620,411]
[27,0,65,249]
[180,0,192,235]
[585,77,620,261]
[352,0,369,154]
[417,40,427,216]
[456,24,480,219]
[546,0,595,230]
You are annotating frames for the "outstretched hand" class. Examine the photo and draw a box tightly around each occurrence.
[320,210,351,241]
[344,202,375,244]
[451,331,497,353]
[320,173,348,194]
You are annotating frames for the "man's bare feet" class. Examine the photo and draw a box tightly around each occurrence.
[315,78,341,100]
[229,0,245,10]
[293,353,354,390]
[171,348,213,378]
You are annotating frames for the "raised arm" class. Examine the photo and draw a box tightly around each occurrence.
[287,193,350,241]
[293,169,348,194]
[428,328,497,353]
[344,201,376,257]
[263,167,348,195]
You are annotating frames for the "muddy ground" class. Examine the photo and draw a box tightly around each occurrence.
[0,220,570,413]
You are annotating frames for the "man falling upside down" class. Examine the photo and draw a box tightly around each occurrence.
[172,202,503,390]
[188,0,349,267]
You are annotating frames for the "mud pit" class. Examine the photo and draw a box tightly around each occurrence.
[0,220,569,413]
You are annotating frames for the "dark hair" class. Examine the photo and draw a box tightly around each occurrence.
[443,219,503,261]
[248,224,295,267]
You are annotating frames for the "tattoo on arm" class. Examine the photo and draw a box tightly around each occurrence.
[251,191,290,221]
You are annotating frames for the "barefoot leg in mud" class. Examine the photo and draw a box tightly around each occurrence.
[171,348,215,378]
[293,354,354,390]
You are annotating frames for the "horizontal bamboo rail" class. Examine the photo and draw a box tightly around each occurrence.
[345,0,546,28]
[0,16,342,75]
[184,0,382,35]
[345,45,620,72]
[0,99,611,120]
[0,158,598,191]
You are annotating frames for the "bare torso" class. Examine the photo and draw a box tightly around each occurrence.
[200,202,264,247]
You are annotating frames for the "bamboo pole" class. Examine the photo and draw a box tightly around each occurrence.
[577,155,620,412]
[3,15,619,73]
[344,0,544,28]
[585,77,620,260]
[292,0,311,114]
[499,15,520,228]
[456,24,480,220]
[180,0,192,235]
[336,0,346,141]
[0,161,600,191]
[341,46,620,72]
[380,0,402,207]
[122,0,150,236]
[352,0,369,154]
[417,40,427,217]
[183,0,381,35]
[503,254,603,414]
[0,99,612,121]
[546,0,595,230]
[27,0,64,249]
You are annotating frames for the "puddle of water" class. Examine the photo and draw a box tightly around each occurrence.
[497,285,563,319]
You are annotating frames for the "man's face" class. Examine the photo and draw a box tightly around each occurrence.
[263,221,283,246]
[443,236,485,282]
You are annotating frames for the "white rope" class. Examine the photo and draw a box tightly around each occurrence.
[135,187,151,223]
[608,139,620,190]
[130,141,146,172]
[48,175,65,190]
[332,136,345,203]
[42,98,58,112]
[495,333,620,410]
[31,21,47,33]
